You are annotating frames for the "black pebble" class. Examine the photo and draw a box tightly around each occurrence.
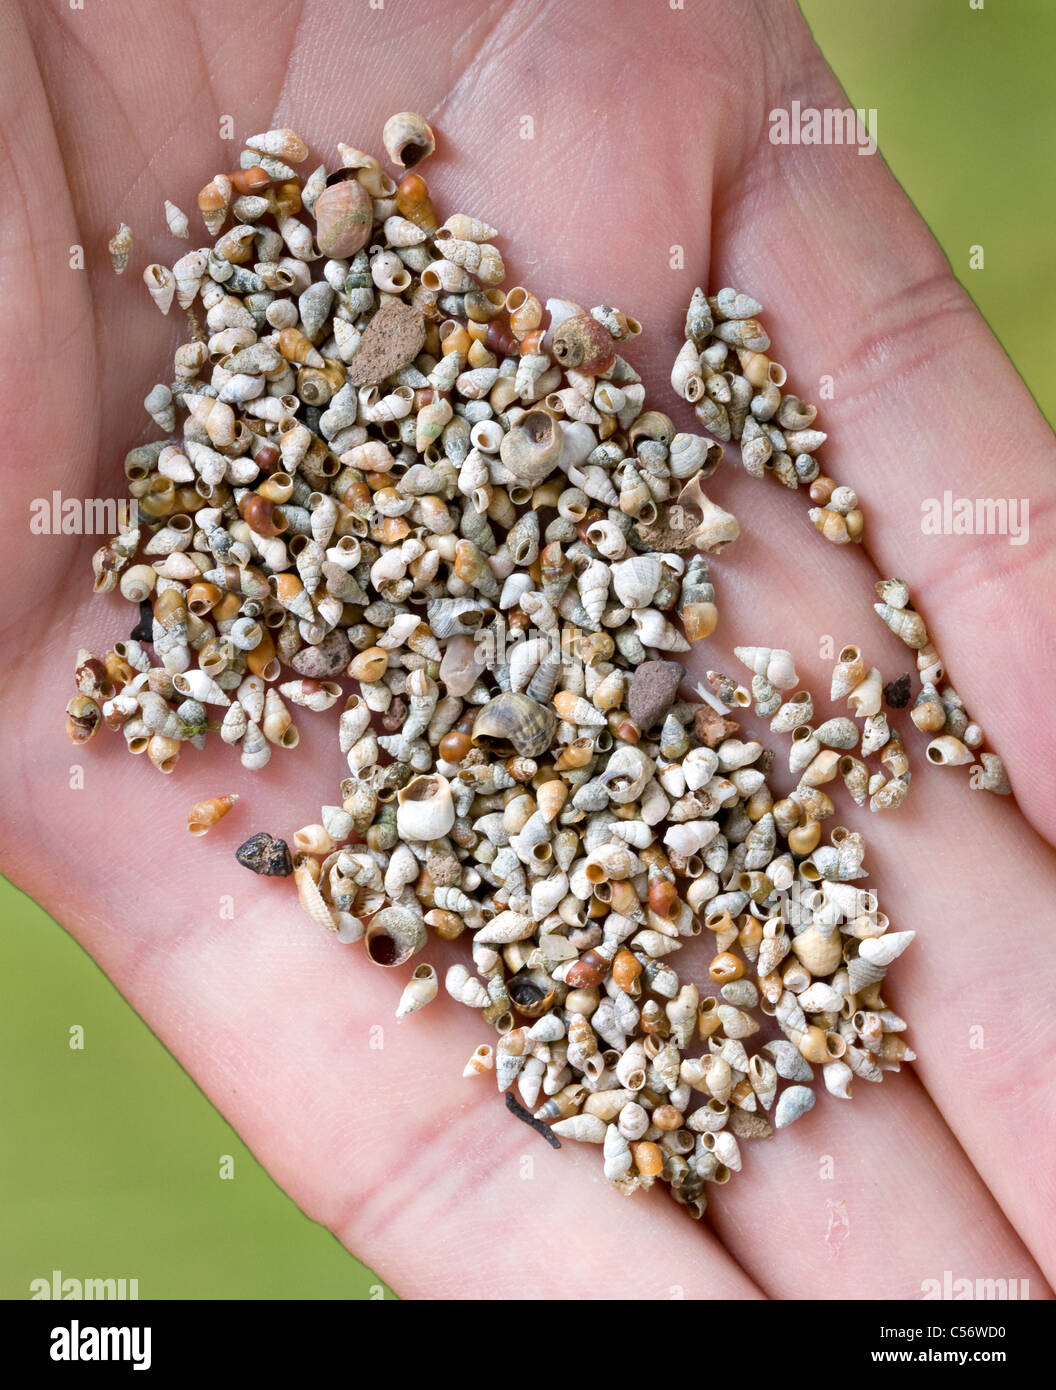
[884,673,912,709]
[130,600,153,642]
[235,832,293,877]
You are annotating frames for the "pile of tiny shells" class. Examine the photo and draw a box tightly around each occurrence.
[70,116,921,1216]
[670,288,864,545]
[739,640,914,819]
[873,578,1008,793]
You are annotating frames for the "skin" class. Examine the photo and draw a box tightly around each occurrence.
[2,0,1054,1300]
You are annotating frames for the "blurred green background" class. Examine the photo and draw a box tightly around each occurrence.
[2,0,1052,1301]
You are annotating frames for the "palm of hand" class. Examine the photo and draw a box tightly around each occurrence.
[3,0,1054,1299]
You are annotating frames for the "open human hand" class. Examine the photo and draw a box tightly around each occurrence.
[2,0,1054,1299]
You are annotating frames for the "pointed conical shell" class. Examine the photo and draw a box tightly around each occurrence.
[187,794,238,836]
[847,954,886,993]
[109,222,133,274]
[551,1114,608,1143]
[240,719,271,770]
[875,577,910,610]
[830,646,866,700]
[238,675,266,725]
[143,264,175,315]
[173,249,208,309]
[495,1029,527,1092]
[733,645,798,692]
[163,199,189,238]
[396,963,438,1017]
[220,701,247,745]
[172,669,230,706]
[245,128,308,162]
[537,778,570,823]
[295,863,337,932]
[874,603,928,649]
[440,214,498,242]
[463,1044,494,1076]
[859,931,915,967]
[553,690,606,728]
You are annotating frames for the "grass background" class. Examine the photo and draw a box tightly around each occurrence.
[2,0,1052,1300]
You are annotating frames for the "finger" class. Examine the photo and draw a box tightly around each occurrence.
[676,467,1056,1288]
[708,1074,1050,1300]
[0,0,96,618]
[707,8,1056,842]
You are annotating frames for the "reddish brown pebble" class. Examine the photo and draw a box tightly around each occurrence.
[693,705,741,748]
[347,298,427,387]
[628,659,684,731]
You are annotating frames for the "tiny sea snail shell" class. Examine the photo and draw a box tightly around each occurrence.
[396,963,439,1018]
[187,794,239,836]
[499,409,564,484]
[313,178,373,259]
[472,692,558,760]
[109,222,133,274]
[396,773,456,841]
[382,112,436,169]
[551,313,617,375]
[365,906,427,968]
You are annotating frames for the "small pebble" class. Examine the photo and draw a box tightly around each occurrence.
[628,659,684,731]
[346,298,426,386]
[291,629,351,678]
[235,832,293,877]
[884,673,912,709]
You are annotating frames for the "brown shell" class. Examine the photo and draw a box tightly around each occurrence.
[551,313,616,374]
[472,692,557,759]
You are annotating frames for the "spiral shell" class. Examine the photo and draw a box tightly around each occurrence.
[187,794,239,836]
[109,222,133,274]
[552,313,617,374]
[472,693,558,760]
[314,178,373,259]
[733,645,798,692]
[499,409,564,484]
[365,905,427,968]
[143,263,176,315]
[874,602,929,649]
[382,111,436,168]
